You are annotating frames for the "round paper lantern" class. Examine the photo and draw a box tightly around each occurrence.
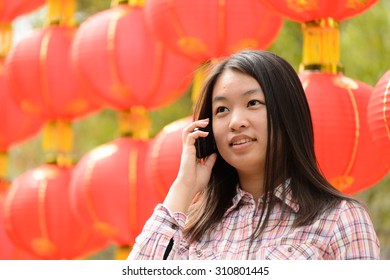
[0,181,40,259]
[300,71,389,194]
[0,0,45,21]
[258,0,378,22]
[71,4,195,111]
[144,0,283,63]
[146,116,191,199]
[3,164,109,259]
[69,137,159,246]
[4,25,101,121]
[367,69,390,162]
[0,60,43,151]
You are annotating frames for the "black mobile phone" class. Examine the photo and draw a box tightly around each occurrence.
[194,126,216,159]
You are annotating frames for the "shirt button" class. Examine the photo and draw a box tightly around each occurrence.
[196,250,203,258]
[287,247,293,253]
[171,224,178,230]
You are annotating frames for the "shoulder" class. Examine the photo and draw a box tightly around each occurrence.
[325,199,374,232]
[328,199,380,259]
[333,199,372,225]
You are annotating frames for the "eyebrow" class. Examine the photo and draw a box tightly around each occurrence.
[212,88,262,103]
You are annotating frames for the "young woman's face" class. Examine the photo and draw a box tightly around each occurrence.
[211,69,268,175]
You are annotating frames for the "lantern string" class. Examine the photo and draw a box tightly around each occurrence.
[46,0,76,27]
[118,107,151,140]
[300,18,343,74]
[0,22,12,58]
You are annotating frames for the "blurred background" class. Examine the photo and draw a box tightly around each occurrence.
[1,0,389,259]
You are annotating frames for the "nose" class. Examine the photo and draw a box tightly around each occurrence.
[229,109,249,131]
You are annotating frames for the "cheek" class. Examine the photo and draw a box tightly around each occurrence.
[212,123,227,150]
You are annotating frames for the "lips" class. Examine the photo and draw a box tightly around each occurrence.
[229,135,256,146]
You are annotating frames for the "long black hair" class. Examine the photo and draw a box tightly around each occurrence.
[185,50,354,243]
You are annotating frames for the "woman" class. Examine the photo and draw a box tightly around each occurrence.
[128,50,380,260]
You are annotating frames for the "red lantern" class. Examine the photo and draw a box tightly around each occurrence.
[4,25,101,121]
[144,0,283,63]
[71,5,195,111]
[0,0,45,21]
[146,116,191,198]
[1,181,41,259]
[69,138,158,246]
[3,164,109,259]
[258,0,378,22]
[0,59,43,151]
[0,181,41,259]
[367,69,390,162]
[300,71,389,194]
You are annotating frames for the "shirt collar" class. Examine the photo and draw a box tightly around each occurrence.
[230,178,300,213]
[273,178,300,213]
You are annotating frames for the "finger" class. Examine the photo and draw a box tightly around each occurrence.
[182,119,210,143]
[186,130,209,146]
[183,119,209,134]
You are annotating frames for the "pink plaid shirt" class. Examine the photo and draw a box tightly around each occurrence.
[128,183,380,260]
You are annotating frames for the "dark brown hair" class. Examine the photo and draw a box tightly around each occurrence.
[184,50,354,243]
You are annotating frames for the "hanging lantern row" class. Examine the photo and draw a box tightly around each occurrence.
[2,117,189,258]
[0,0,284,259]
[3,164,109,259]
[289,0,388,193]
[0,59,43,154]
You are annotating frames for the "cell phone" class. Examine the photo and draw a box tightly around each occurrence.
[194,126,216,159]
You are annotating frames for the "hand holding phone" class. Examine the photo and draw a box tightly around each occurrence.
[194,126,216,159]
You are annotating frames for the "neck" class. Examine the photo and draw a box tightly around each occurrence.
[237,170,264,202]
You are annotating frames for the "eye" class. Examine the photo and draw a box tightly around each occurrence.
[247,100,263,107]
[215,106,228,114]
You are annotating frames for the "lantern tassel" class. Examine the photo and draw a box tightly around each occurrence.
[115,244,132,260]
[47,0,76,26]
[57,120,74,167]
[0,22,12,58]
[0,151,8,180]
[118,107,151,139]
[300,18,343,74]
[42,120,74,166]
[111,0,145,7]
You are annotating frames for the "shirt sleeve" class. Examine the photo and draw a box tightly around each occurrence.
[329,200,380,259]
[127,204,188,260]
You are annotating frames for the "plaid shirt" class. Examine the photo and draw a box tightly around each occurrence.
[128,183,380,260]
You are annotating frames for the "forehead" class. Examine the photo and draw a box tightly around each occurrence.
[212,69,264,100]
